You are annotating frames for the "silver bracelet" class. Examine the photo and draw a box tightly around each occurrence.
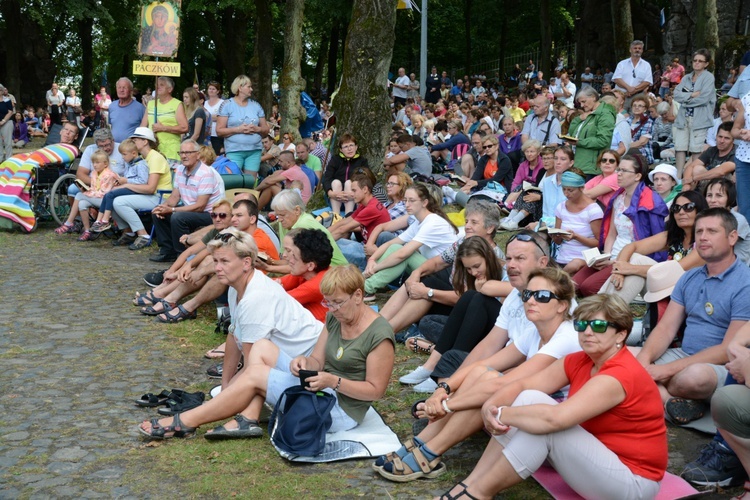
[441,399,453,414]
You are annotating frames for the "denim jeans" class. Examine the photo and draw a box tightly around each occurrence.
[735,158,750,222]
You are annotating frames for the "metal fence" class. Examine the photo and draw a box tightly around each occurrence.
[452,43,577,80]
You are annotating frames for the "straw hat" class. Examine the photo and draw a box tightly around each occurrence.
[643,260,685,302]
[130,126,156,143]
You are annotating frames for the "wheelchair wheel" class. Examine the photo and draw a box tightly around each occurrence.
[50,173,76,226]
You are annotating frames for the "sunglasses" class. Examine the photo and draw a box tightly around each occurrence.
[670,202,697,214]
[509,233,547,257]
[210,212,229,220]
[601,158,617,164]
[574,319,614,334]
[213,232,240,243]
[521,289,561,303]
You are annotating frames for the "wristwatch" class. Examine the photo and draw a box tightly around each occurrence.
[427,288,434,299]
[437,381,451,395]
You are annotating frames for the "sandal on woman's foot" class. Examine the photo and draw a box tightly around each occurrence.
[372,437,419,471]
[140,299,175,316]
[377,446,446,482]
[54,224,75,235]
[156,304,197,323]
[77,230,93,242]
[138,413,196,440]
[406,336,435,355]
[665,397,708,425]
[439,481,479,499]
[204,415,263,440]
[133,290,159,307]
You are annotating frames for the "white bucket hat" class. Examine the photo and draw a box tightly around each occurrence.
[648,163,679,184]
[130,126,156,143]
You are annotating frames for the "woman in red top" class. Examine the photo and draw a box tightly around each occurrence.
[276,228,333,323]
[439,294,667,500]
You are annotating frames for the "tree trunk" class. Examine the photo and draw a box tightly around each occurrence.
[333,0,396,176]
[464,0,473,75]
[279,0,306,143]
[313,33,329,98]
[611,0,634,60]
[540,0,552,77]
[207,7,250,82]
[695,0,720,59]
[252,0,274,114]
[1,0,22,102]
[78,17,94,110]
[326,21,341,98]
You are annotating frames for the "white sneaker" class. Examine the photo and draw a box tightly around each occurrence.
[413,378,438,393]
[442,186,456,203]
[399,365,432,385]
[501,220,519,230]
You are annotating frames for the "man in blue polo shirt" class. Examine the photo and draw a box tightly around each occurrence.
[635,208,750,421]
[108,77,146,143]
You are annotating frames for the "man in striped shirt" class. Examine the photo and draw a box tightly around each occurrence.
[150,139,223,262]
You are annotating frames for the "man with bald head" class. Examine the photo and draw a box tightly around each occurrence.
[393,67,410,107]
[521,95,562,146]
[109,77,146,142]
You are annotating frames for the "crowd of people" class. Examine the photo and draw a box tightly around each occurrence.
[8,37,750,498]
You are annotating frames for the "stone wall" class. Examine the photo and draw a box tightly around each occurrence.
[662,0,750,76]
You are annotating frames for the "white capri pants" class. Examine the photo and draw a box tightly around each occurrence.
[495,390,661,500]
[110,193,161,233]
[599,253,657,304]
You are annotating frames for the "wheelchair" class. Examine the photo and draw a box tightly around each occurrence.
[27,124,87,228]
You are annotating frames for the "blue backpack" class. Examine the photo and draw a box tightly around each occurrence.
[212,155,242,175]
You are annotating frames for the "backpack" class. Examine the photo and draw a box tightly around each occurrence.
[212,155,242,175]
[315,211,343,228]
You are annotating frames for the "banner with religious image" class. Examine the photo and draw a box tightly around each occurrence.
[138,1,181,58]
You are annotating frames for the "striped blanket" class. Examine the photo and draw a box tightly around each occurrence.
[0,144,79,232]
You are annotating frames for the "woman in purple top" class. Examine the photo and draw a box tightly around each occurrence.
[12,112,28,148]
[498,117,522,156]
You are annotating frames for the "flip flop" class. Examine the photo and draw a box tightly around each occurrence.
[205,348,225,359]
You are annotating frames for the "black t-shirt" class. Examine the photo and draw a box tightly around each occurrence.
[699,146,736,170]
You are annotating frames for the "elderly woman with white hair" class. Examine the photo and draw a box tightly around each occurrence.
[566,86,616,177]
[260,190,347,275]
[216,75,270,179]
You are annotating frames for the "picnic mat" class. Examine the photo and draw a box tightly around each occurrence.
[271,406,400,463]
[666,411,716,435]
[532,465,699,499]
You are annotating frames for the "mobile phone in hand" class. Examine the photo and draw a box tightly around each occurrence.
[299,369,318,388]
